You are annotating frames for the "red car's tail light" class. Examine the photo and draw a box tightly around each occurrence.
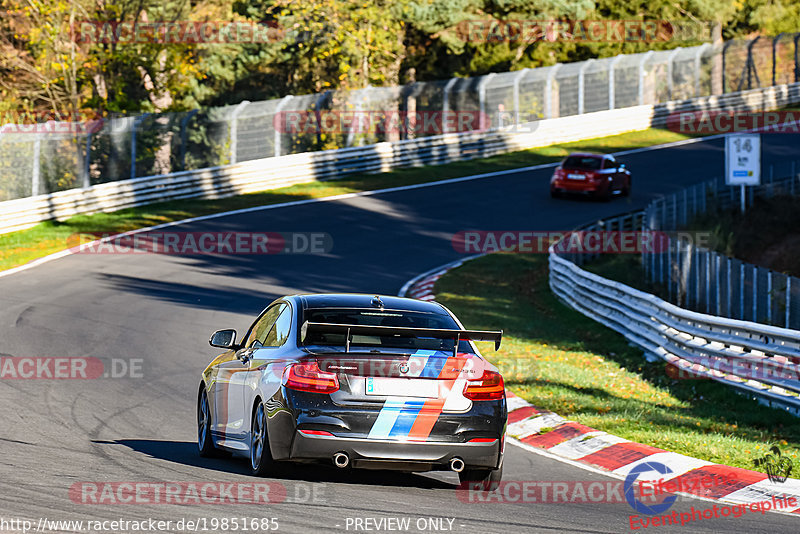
[468,437,497,443]
[283,362,339,394]
[463,370,505,401]
[298,429,334,436]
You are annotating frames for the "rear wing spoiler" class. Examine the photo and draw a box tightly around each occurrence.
[301,321,502,356]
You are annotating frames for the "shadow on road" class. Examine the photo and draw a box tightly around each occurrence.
[103,439,455,489]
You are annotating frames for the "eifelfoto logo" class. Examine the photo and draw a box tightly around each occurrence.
[753,446,793,483]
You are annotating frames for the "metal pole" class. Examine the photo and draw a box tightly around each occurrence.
[787,277,792,328]
[772,33,784,87]
[83,131,92,188]
[545,64,562,119]
[609,55,623,110]
[694,44,710,97]
[695,246,701,308]
[722,40,734,93]
[179,109,198,171]
[478,73,496,130]
[638,51,654,105]
[32,133,41,196]
[705,251,711,313]
[740,184,746,213]
[667,48,683,101]
[578,59,594,115]
[740,263,745,320]
[272,95,293,156]
[667,239,673,300]
[512,69,528,125]
[753,265,758,322]
[716,254,721,315]
[442,77,458,132]
[727,257,732,317]
[767,271,773,324]
[229,101,250,165]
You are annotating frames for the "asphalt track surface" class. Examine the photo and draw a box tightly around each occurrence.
[1,134,799,534]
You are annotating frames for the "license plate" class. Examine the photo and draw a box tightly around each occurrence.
[365,377,439,398]
[567,173,586,180]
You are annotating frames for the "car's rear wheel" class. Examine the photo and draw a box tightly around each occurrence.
[550,188,562,198]
[250,402,276,476]
[458,458,503,491]
[197,388,219,457]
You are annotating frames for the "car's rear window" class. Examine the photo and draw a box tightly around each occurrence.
[301,308,471,352]
[562,156,602,170]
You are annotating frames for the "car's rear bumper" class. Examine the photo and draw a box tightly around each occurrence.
[290,432,502,470]
[551,179,605,194]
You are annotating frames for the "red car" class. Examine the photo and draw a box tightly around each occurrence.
[550,153,631,200]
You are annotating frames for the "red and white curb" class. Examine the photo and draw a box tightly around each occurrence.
[400,257,800,515]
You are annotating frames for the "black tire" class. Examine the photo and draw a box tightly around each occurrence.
[458,458,503,491]
[197,388,220,457]
[622,177,631,197]
[550,189,561,199]
[250,401,277,476]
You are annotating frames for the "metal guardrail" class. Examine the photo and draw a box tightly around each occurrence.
[2,82,799,235]
[550,176,800,416]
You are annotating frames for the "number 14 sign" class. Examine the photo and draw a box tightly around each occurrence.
[725,134,761,186]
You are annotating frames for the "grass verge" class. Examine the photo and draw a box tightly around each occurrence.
[435,252,800,471]
[0,127,695,272]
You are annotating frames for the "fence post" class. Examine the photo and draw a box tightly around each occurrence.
[273,95,293,156]
[578,59,594,115]
[638,51,654,105]
[705,251,711,313]
[83,131,92,188]
[478,73,496,130]
[229,101,250,165]
[31,133,42,196]
[740,263,745,320]
[609,55,623,110]
[667,238,673,301]
[722,40,735,93]
[727,257,732,318]
[512,69,527,125]
[545,64,561,119]
[442,78,458,133]
[132,113,151,179]
[767,271,773,325]
[753,265,758,321]
[787,277,792,328]
[179,109,199,171]
[667,48,683,100]
[716,254,721,315]
[694,44,710,97]
[773,33,785,86]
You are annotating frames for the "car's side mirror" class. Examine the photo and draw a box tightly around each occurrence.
[209,329,238,349]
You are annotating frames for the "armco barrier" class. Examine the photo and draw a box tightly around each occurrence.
[1,82,800,235]
[549,213,800,416]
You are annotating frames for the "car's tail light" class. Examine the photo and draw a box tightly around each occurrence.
[463,370,505,401]
[298,429,334,436]
[468,437,497,443]
[283,362,339,393]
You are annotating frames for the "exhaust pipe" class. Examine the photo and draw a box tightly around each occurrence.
[333,452,350,468]
[449,457,465,473]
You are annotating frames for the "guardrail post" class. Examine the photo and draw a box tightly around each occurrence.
[179,109,199,171]
[545,64,562,119]
[667,48,683,101]
[512,69,527,125]
[609,55,623,110]
[478,73,496,130]
[229,101,250,165]
[578,59,594,115]
[638,51,654,105]
[442,78,458,133]
[31,133,42,196]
